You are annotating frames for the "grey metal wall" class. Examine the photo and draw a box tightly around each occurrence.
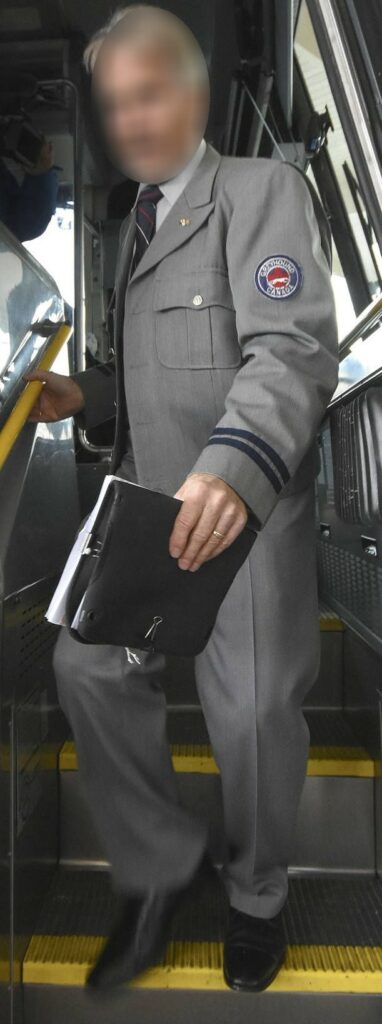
[0,231,81,1024]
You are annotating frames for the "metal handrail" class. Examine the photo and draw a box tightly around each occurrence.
[338,293,382,361]
[323,295,382,413]
[39,78,85,374]
[0,322,73,472]
[77,426,114,456]
[328,364,382,413]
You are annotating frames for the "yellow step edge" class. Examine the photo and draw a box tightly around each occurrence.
[319,611,345,632]
[0,934,25,983]
[0,961,21,983]
[308,746,375,778]
[22,935,382,992]
[59,740,376,777]
[0,745,59,773]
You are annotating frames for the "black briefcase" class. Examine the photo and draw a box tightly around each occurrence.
[65,477,257,656]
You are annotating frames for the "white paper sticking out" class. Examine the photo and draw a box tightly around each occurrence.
[46,474,119,627]
[69,590,88,631]
[45,473,169,641]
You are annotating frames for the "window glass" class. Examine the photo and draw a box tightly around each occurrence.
[0,224,63,425]
[295,0,381,338]
[23,205,74,309]
[335,321,382,395]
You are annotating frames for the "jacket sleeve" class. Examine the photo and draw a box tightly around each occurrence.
[187,160,339,527]
[71,358,117,431]
[70,214,132,432]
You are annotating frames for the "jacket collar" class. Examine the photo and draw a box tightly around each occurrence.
[133,136,207,212]
[182,140,222,208]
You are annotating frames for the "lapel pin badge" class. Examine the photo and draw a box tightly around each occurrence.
[179,216,191,227]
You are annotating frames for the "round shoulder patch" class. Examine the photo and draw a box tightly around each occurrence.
[254,254,303,300]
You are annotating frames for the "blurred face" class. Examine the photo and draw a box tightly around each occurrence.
[92,38,209,182]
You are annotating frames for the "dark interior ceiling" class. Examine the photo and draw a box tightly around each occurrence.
[0,2,302,183]
[0,0,243,154]
[0,0,241,83]
[0,0,232,44]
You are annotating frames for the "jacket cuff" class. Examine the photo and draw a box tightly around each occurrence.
[187,443,278,528]
[188,434,319,528]
[71,364,116,432]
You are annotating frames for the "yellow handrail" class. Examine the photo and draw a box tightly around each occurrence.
[0,322,73,472]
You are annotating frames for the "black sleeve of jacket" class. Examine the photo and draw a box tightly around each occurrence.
[70,215,132,432]
[71,358,117,431]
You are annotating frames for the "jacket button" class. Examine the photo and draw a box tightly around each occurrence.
[192,294,203,306]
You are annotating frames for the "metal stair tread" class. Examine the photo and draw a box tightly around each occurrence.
[22,868,382,992]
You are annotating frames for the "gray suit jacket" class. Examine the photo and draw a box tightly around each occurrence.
[73,142,338,528]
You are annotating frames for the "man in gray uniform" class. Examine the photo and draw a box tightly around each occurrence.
[26,4,339,994]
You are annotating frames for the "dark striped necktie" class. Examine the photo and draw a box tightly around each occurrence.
[130,183,163,276]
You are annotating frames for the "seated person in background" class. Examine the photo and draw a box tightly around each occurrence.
[0,138,58,242]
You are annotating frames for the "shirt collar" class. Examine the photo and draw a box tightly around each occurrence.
[132,137,207,210]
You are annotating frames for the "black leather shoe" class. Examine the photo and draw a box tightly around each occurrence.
[223,905,286,992]
[85,888,177,991]
[86,850,212,991]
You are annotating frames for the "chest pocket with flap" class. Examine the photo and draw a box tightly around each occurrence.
[153,271,242,369]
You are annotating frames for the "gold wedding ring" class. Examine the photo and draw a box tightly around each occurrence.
[213,529,225,539]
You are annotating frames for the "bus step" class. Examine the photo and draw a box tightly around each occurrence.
[22,865,382,1024]
[58,709,376,873]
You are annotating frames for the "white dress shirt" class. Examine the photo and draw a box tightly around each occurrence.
[131,136,207,244]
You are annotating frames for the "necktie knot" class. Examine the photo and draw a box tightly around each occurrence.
[138,184,163,206]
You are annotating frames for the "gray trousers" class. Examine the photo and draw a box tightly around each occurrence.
[53,460,320,919]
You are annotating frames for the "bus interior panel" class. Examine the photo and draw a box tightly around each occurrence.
[0,1,381,1022]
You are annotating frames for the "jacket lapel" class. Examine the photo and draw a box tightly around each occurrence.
[114,213,135,295]
[130,198,215,283]
[118,142,222,290]
[112,214,135,342]
[113,142,222,350]
[111,141,222,468]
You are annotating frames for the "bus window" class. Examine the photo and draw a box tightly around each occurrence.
[24,204,74,310]
[295,0,381,330]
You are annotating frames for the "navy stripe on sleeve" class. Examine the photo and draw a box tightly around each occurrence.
[211,427,290,484]
[206,436,283,494]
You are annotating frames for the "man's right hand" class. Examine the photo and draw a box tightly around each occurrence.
[23,369,85,422]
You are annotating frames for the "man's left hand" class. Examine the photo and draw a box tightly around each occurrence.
[169,473,248,571]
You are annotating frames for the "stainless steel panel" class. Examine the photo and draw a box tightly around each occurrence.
[59,768,374,874]
[291,777,375,873]
[0,231,80,1023]
[0,223,64,423]
[343,632,382,755]
[377,692,382,877]
[22,988,382,1024]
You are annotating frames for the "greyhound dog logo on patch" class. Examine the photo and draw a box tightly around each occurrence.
[254,254,303,299]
